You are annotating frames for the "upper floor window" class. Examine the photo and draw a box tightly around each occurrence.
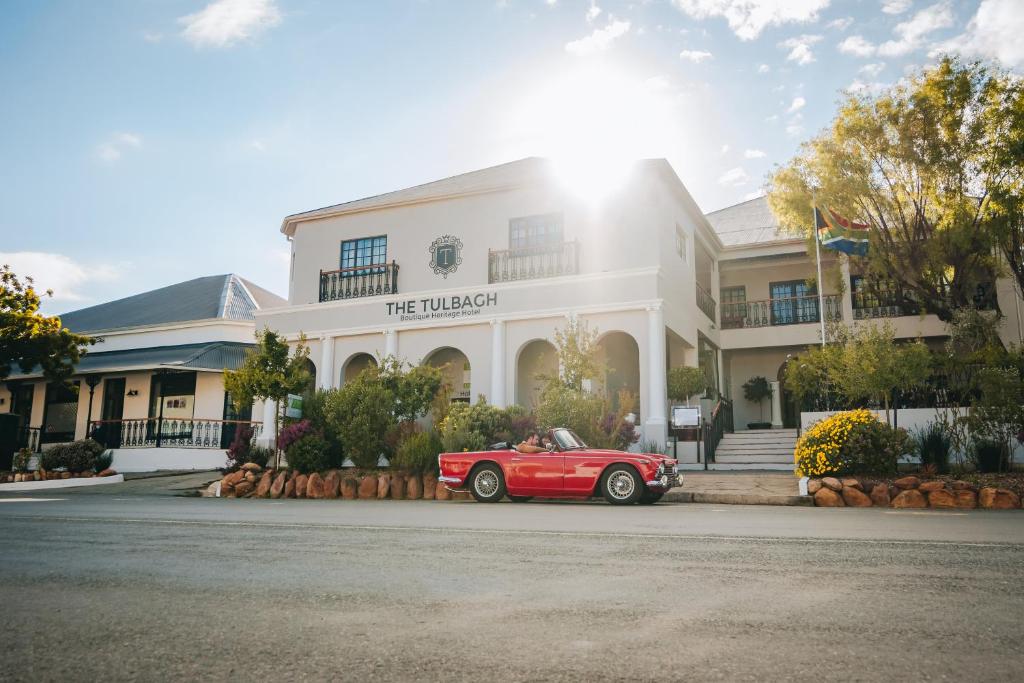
[341,236,387,274]
[509,213,563,250]
[674,224,688,263]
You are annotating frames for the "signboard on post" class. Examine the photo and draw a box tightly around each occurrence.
[284,394,303,419]
[671,406,701,428]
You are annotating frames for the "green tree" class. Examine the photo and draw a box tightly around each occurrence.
[667,366,706,406]
[223,328,311,467]
[742,376,772,423]
[552,318,602,391]
[768,58,1023,321]
[0,265,94,381]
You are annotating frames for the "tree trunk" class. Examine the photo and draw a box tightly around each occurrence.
[273,399,281,470]
[883,393,890,426]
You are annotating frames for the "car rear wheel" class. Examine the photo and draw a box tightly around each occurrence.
[508,495,533,503]
[600,465,643,505]
[638,491,664,505]
[469,464,506,503]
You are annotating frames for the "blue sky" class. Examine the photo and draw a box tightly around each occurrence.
[1,0,1020,312]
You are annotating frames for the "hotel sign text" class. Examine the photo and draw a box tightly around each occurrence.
[387,292,498,322]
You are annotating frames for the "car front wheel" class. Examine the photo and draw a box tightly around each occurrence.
[469,464,506,503]
[600,465,643,505]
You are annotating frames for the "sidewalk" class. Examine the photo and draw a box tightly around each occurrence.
[665,471,811,506]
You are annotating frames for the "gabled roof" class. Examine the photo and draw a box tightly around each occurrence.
[5,342,257,380]
[59,274,285,334]
[705,195,798,247]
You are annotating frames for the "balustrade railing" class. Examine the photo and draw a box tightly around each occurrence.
[695,283,717,321]
[88,419,263,450]
[488,241,580,283]
[319,261,399,302]
[721,294,842,329]
[702,399,733,467]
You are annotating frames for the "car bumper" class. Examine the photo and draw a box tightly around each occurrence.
[645,473,684,490]
[438,475,465,490]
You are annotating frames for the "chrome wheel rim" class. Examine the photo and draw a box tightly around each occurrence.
[474,470,499,498]
[607,471,635,500]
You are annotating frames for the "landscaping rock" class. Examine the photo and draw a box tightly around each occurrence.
[814,488,845,507]
[406,475,423,500]
[453,490,473,501]
[979,487,1020,510]
[293,474,308,498]
[927,489,957,509]
[807,478,822,495]
[377,473,391,499]
[284,479,296,498]
[950,480,977,492]
[234,480,254,497]
[840,477,862,491]
[225,470,245,487]
[919,481,945,493]
[869,483,890,507]
[204,482,220,497]
[954,489,977,509]
[841,487,872,507]
[390,474,405,500]
[323,471,340,499]
[821,477,843,492]
[358,476,377,499]
[60,472,71,479]
[435,482,451,501]
[240,463,262,473]
[306,473,325,499]
[341,477,358,499]
[422,473,438,500]
[894,476,920,489]
[244,471,257,484]
[269,472,286,499]
[891,489,927,508]
[255,471,273,497]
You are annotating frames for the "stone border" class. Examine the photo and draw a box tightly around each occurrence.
[213,465,472,501]
[809,476,1022,509]
[0,474,125,492]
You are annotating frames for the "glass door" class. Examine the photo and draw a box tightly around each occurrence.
[770,280,819,325]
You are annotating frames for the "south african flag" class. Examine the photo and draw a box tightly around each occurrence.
[815,205,869,256]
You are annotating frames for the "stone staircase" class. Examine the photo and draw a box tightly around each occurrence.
[710,429,798,471]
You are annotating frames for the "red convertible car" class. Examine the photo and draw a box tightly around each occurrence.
[438,428,683,505]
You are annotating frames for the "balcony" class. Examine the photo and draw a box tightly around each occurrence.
[721,294,842,329]
[319,262,399,303]
[488,241,580,284]
[695,282,717,321]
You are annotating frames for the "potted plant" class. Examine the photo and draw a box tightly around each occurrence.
[742,375,772,429]
[667,366,707,407]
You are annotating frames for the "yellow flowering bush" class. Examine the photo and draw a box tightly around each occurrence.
[794,409,909,477]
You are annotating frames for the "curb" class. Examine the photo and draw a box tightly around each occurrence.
[0,474,125,492]
[662,490,813,506]
[123,470,219,481]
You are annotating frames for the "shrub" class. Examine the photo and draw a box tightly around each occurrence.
[93,449,114,473]
[972,438,1009,473]
[438,407,487,453]
[536,384,638,451]
[285,434,334,474]
[12,447,31,473]
[641,439,666,455]
[39,439,106,473]
[277,419,315,452]
[913,420,952,474]
[394,431,443,474]
[226,424,273,470]
[794,409,909,477]
[742,376,772,423]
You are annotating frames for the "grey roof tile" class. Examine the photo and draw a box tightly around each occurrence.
[704,196,798,246]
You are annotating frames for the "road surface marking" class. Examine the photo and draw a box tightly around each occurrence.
[0,498,65,503]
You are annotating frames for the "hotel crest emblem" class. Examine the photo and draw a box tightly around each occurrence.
[428,234,463,278]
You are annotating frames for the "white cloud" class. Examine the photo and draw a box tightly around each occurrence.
[718,166,749,186]
[847,79,889,95]
[95,132,142,162]
[142,31,163,43]
[179,0,281,49]
[744,148,767,158]
[672,0,831,41]
[0,252,119,305]
[838,35,876,57]
[757,63,770,73]
[859,62,886,77]
[779,34,823,65]
[786,96,806,113]
[786,122,804,136]
[878,1,953,57]
[881,0,912,14]
[586,1,602,22]
[565,19,630,56]
[826,16,853,30]
[679,49,713,63]
[934,0,1024,70]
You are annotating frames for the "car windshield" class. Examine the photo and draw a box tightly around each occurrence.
[552,428,587,450]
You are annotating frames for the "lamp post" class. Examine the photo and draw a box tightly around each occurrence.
[85,375,101,439]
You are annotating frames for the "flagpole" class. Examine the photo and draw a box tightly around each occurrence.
[813,206,826,347]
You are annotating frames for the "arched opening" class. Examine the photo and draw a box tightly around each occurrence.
[424,347,471,403]
[342,353,378,385]
[595,331,640,411]
[301,358,317,394]
[516,339,558,409]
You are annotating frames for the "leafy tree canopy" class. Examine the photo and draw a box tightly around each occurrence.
[0,265,94,382]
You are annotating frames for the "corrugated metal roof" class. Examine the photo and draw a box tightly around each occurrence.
[6,342,256,379]
[58,274,285,334]
[704,196,798,247]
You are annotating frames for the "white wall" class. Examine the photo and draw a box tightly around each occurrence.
[109,447,226,472]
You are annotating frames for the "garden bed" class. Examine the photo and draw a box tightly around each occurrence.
[213,464,470,501]
[808,474,1022,509]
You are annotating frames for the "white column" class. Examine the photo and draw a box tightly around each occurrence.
[255,399,277,448]
[318,336,335,390]
[384,329,398,359]
[769,380,784,428]
[645,305,668,447]
[490,319,506,408]
[839,255,854,325]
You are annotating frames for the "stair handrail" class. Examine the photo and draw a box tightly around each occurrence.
[702,398,733,466]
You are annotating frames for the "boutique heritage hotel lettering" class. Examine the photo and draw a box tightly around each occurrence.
[386,292,498,321]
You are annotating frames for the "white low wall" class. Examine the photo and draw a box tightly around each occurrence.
[0,474,125,492]
[109,448,227,472]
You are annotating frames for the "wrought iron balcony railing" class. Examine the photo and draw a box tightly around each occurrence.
[721,294,842,329]
[695,282,717,322]
[319,261,399,302]
[88,419,263,450]
[488,241,580,284]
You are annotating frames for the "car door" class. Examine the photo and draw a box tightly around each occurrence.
[561,450,608,495]
[507,450,564,495]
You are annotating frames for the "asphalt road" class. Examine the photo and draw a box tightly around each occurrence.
[1,474,1023,681]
